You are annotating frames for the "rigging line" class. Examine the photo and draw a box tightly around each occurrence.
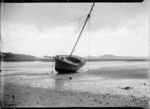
[60,36,75,55]
[79,17,81,31]
[60,22,84,55]
[54,32,76,55]
[54,33,76,55]
[3,15,87,44]
[54,25,81,55]
[54,17,87,55]
[55,35,74,55]
[70,3,95,57]
[87,3,94,72]
[59,17,87,55]
[88,14,91,72]
[48,15,87,32]
[57,27,80,55]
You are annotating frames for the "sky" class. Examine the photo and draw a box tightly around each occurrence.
[1,1,150,57]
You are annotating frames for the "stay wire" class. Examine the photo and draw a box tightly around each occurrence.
[54,17,87,56]
[87,15,91,72]
[62,18,85,55]
[3,15,87,44]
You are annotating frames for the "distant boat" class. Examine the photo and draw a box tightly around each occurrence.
[55,3,95,73]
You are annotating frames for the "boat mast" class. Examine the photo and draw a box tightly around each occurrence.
[69,3,95,57]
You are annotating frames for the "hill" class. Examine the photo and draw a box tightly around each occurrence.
[0,52,37,62]
[83,54,149,62]
[0,52,148,62]
[0,52,54,62]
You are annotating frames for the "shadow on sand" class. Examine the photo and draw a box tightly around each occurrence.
[56,71,79,75]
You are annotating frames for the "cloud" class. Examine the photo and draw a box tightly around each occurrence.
[87,15,148,57]
[2,3,148,32]
[1,3,149,57]
[1,3,91,32]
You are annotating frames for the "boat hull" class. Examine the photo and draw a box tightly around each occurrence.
[55,55,86,73]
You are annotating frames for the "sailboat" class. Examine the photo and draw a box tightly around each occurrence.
[55,3,95,73]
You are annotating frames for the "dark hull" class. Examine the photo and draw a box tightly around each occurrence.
[55,55,86,73]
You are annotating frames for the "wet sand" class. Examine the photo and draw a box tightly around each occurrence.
[0,61,149,108]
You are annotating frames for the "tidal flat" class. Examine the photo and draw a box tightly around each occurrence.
[0,61,149,108]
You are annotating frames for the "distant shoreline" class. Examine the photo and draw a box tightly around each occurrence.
[1,52,149,62]
[1,58,149,62]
